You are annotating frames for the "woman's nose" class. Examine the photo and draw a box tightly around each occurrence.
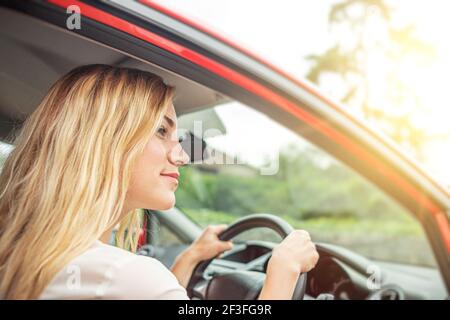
[168,142,190,166]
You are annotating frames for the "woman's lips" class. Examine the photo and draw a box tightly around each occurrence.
[160,172,179,183]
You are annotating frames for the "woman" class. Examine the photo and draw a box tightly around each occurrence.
[0,64,319,300]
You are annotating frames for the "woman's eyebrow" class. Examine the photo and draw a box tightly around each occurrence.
[164,115,175,128]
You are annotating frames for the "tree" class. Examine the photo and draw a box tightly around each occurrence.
[305,0,441,160]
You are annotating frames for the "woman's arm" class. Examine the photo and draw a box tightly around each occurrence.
[258,230,319,299]
[170,247,201,288]
[170,225,233,288]
[257,257,301,299]
[170,228,319,299]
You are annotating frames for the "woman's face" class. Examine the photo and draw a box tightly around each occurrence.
[126,104,190,211]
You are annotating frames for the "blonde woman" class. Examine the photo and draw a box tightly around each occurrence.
[0,64,319,300]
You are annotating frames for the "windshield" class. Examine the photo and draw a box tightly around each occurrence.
[176,101,437,268]
[157,0,450,191]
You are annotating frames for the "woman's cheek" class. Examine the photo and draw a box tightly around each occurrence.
[144,138,168,168]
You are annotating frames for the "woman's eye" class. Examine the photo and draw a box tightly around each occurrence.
[157,126,168,138]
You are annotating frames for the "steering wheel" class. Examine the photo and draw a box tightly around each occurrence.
[186,213,308,300]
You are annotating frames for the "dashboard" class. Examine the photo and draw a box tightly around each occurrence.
[306,256,366,299]
[207,241,447,300]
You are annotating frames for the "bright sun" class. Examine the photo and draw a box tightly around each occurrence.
[365,1,450,186]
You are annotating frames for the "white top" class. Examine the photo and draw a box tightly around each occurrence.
[39,240,189,300]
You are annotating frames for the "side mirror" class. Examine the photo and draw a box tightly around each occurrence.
[180,131,209,163]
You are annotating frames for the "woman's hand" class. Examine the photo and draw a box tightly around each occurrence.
[188,224,234,262]
[170,224,233,288]
[259,230,319,300]
[269,229,319,274]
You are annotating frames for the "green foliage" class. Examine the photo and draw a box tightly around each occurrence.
[176,146,407,221]
[174,125,435,266]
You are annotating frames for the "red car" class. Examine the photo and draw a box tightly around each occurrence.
[0,0,448,300]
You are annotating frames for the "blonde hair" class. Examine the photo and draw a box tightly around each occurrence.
[0,64,175,299]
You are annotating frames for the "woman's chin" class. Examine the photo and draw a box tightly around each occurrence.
[154,193,176,211]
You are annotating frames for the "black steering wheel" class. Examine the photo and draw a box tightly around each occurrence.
[186,213,308,300]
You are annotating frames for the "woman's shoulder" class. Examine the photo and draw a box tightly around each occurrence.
[40,240,189,300]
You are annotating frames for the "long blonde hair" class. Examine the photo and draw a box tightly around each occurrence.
[0,64,175,299]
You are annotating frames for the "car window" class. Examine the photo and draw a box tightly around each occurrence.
[0,141,14,170]
[146,213,185,247]
[175,102,438,268]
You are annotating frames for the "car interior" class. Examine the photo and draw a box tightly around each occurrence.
[0,6,448,300]
[0,7,229,142]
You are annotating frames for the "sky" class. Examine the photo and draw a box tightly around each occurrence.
[156,0,450,188]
